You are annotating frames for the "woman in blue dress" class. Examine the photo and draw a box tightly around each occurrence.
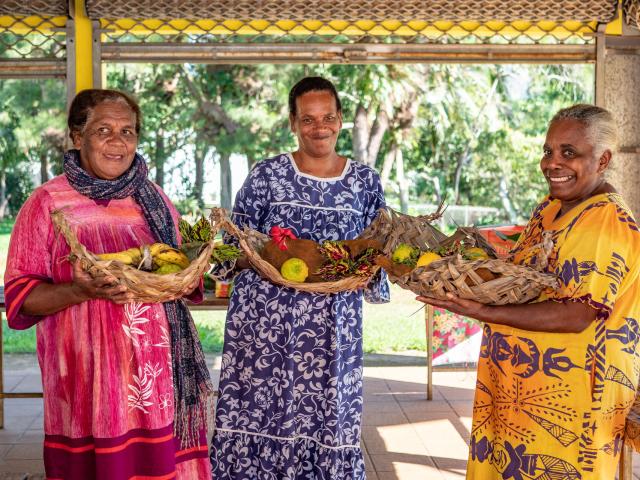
[210,77,389,479]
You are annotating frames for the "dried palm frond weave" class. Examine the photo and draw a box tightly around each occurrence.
[392,254,557,305]
[363,207,558,305]
[52,210,215,303]
[209,207,403,294]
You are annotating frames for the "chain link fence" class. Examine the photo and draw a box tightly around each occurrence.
[86,0,617,23]
[0,0,628,67]
[97,17,601,46]
[0,15,66,60]
[89,0,620,46]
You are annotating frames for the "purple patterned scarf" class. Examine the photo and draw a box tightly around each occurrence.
[64,149,213,446]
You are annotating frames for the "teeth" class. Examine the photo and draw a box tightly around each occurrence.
[549,176,573,183]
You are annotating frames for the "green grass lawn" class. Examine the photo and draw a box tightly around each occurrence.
[1,225,427,355]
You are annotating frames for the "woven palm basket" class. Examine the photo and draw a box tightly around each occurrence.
[210,207,391,294]
[51,210,215,303]
[364,208,558,305]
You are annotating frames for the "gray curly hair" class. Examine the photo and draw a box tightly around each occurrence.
[550,104,618,158]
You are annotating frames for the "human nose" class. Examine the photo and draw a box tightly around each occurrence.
[541,150,561,170]
[107,133,126,145]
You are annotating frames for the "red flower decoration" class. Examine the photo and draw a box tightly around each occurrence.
[270,226,297,251]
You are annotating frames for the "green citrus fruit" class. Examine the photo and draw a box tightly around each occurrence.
[155,263,184,275]
[280,258,309,282]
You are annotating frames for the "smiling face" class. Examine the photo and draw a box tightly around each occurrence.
[541,118,610,207]
[72,101,138,180]
[289,90,342,159]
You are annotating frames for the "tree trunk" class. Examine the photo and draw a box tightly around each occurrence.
[366,109,389,168]
[220,152,232,210]
[396,149,410,214]
[453,77,499,205]
[453,152,468,205]
[40,151,48,184]
[352,104,369,164]
[431,176,442,204]
[499,177,518,223]
[380,144,397,188]
[155,129,165,188]
[352,106,388,168]
[194,143,205,208]
[0,170,7,220]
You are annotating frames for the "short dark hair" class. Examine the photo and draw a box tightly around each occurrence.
[68,89,142,140]
[288,76,342,116]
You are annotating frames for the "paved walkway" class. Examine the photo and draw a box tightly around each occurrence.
[0,353,638,479]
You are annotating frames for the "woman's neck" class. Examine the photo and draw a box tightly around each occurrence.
[557,180,616,219]
[291,150,346,178]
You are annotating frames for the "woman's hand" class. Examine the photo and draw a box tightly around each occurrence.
[416,293,488,320]
[70,259,135,304]
[173,277,202,301]
[416,292,596,333]
[21,259,134,316]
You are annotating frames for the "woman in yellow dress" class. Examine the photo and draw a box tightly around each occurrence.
[419,104,640,479]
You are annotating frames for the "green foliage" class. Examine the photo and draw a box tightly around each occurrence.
[0,78,65,218]
[2,323,36,353]
[6,165,34,216]
[172,197,206,217]
[1,64,593,226]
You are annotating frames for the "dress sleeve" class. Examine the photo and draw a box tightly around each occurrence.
[544,201,640,320]
[362,168,390,304]
[4,188,55,329]
[210,163,270,281]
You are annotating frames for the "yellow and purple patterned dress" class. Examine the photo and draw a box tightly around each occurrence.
[467,193,640,480]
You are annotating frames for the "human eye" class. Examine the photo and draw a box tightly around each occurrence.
[562,148,575,158]
[324,115,336,123]
[542,147,551,157]
[302,118,313,125]
[122,128,136,138]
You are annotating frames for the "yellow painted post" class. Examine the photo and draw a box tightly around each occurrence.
[73,0,93,92]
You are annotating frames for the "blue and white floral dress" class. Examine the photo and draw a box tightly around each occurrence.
[210,153,389,479]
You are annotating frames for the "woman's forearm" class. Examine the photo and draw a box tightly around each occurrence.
[475,300,597,333]
[21,282,88,316]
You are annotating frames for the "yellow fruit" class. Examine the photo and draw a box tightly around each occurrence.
[155,263,184,275]
[153,246,191,269]
[416,251,442,268]
[280,258,309,282]
[392,243,418,264]
[149,242,173,256]
[465,247,489,260]
[97,247,142,265]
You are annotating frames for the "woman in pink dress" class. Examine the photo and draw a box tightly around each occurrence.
[5,89,212,479]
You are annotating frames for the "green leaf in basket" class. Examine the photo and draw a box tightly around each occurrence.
[180,241,205,262]
[211,244,242,264]
[192,216,212,242]
[178,218,193,243]
[494,230,522,243]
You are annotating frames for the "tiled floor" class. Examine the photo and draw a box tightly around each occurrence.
[1,353,639,479]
